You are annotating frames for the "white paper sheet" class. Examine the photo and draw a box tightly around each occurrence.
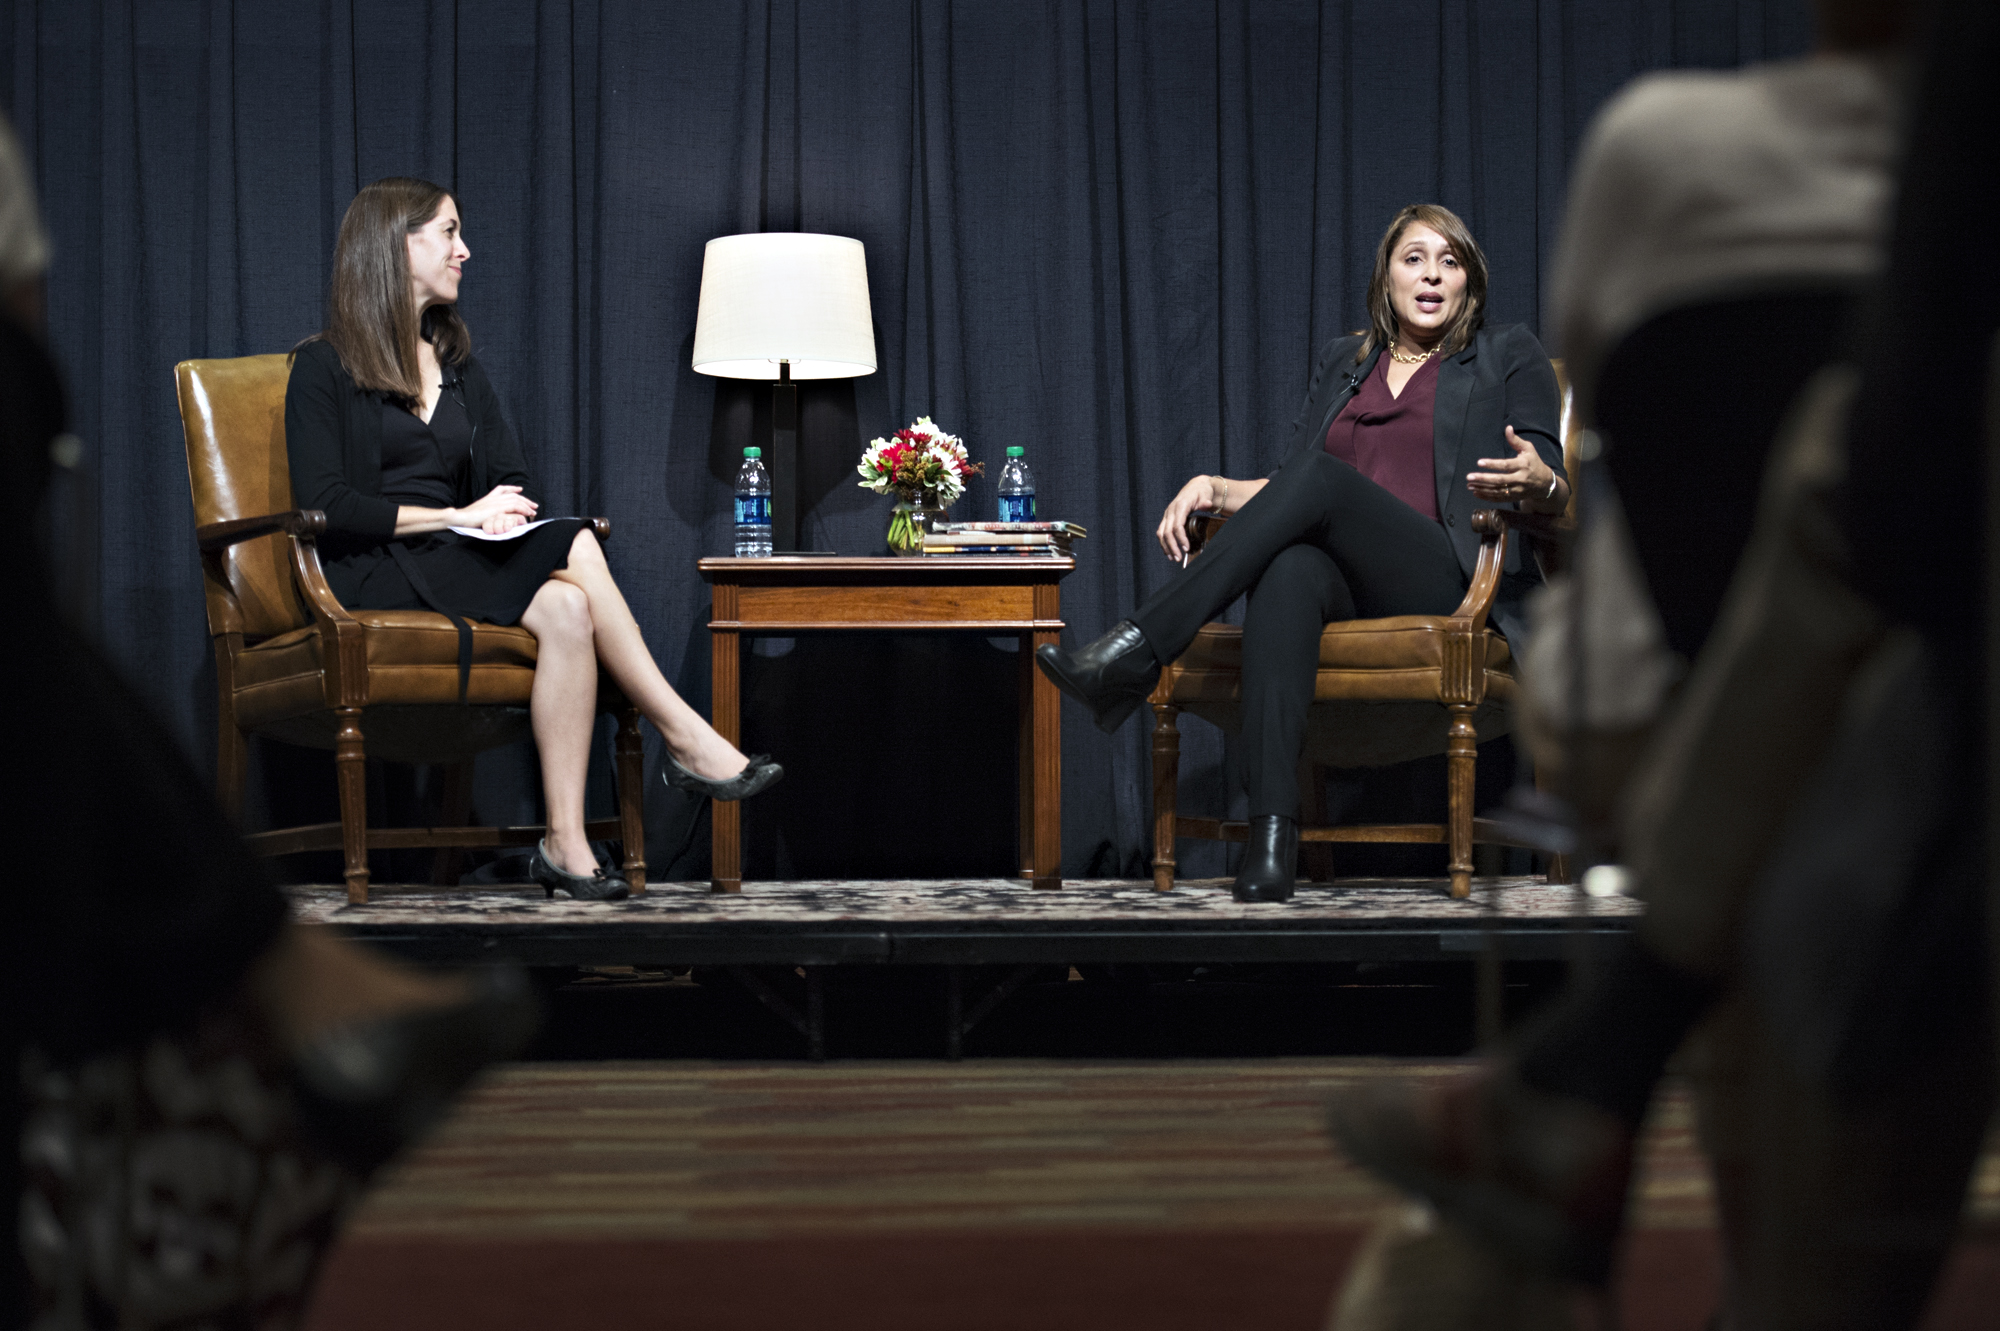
[448,517,561,541]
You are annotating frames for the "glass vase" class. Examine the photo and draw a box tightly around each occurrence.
[886,488,945,556]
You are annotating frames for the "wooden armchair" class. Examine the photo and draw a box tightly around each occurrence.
[1148,361,1580,900]
[177,353,646,904]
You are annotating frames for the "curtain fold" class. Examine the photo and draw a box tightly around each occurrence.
[3,0,1810,879]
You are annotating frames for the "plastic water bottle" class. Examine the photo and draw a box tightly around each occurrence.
[734,447,772,557]
[997,446,1036,523]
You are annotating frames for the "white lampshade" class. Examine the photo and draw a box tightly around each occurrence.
[691,232,877,380]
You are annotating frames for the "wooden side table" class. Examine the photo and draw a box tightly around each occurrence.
[697,556,1076,893]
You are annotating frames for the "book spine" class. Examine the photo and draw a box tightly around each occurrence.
[922,545,1071,556]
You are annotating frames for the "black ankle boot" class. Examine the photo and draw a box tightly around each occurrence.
[1233,815,1298,902]
[1034,621,1162,733]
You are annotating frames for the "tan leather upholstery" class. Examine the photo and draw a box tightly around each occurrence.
[233,614,540,728]
[179,355,310,640]
[176,353,646,903]
[1147,359,1579,897]
[1165,619,1517,705]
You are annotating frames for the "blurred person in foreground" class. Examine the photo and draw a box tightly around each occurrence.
[1325,1,2000,1327]
[1,116,537,1330]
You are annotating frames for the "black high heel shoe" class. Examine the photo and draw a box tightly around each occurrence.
[289,966,543,1174]
[529,836,631,901]
[663,751,784,801]
[1233,814,1298,903]
[1034,620,1162,733]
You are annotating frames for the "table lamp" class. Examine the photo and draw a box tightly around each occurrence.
[692,233,877,552]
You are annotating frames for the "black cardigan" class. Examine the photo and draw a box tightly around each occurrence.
[284,338,537,559]
[1275,323,1565,644]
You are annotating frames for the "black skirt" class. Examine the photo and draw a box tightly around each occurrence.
[325,518,588,625]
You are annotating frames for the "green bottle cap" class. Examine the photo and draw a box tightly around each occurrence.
[1006,446,1025,456]
[744,446,762,458]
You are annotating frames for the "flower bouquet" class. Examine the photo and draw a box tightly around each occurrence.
[857,417,984,555]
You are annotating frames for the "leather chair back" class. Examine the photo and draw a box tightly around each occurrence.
[177,354,310,640]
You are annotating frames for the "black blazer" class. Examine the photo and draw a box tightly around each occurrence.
[284,338,537,560]
[1276,322,1564,645]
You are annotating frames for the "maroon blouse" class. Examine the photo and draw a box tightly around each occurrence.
[1322,352,1440,520]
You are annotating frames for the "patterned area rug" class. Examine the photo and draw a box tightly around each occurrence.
[302,1060,1996,1331]
[291,876,1642,926]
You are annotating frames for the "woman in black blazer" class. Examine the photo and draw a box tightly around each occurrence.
[286,178,781,900]
[1038,205,1567,902]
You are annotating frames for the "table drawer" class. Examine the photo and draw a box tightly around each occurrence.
[722,582,1042,630]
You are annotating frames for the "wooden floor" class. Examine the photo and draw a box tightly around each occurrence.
[302,1059,2000,1331]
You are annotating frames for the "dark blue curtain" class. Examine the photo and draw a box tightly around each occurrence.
[2,1,1810,880]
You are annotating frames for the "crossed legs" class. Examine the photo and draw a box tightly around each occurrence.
[519,529,747,876]
[1131,450,1464,814]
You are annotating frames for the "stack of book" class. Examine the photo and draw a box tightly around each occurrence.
[922,521,1086,557]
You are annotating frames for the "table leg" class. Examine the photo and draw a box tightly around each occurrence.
[1018,640,1035,882]
[1025,627,1062,889]
[710,626,742,893]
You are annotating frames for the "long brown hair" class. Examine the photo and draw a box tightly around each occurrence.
[1357,204,1489,363]
[308,177,470,401]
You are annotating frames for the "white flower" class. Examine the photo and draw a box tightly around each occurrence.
[854,418,971,500]
[856,437,896,493]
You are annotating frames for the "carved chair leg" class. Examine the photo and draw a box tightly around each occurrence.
[1446,704,1477,900]
[216,713,248,825]
[334,706,370,905]
[615,705,648,894]
[430,760,474,887]
[1297,755,1333,884]
[213,639,247,824]
[1151,702,1181,892]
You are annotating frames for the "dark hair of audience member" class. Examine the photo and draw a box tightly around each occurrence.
[1814,0,1921,52]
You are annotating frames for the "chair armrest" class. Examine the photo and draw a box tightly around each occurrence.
[190,509,350,626]
[287,535,356,630]
[1448,511,1514,630]
[1485,509,1570,541]
[1186,512,1226,555]
[1484,507,1575,578]
[589,516,611,543]
[197,509,327,552]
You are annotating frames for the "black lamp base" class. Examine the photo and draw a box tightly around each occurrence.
[770,364,799,553]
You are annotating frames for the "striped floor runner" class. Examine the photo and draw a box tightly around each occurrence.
[303,1059,1998,1330]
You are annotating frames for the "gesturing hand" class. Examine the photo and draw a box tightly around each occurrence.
[1156,474,1216,561]
[1467,427,1554,506]
[455,485,539,535]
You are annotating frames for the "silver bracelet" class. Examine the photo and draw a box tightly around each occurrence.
[1543,471,1560,501]
[1213,476,1230,508]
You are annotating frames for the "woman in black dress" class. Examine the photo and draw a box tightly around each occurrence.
[286,177,780,900]
[1038,205,1567,902]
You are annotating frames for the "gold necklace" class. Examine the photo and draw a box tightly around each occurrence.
[1387,340,1437,365]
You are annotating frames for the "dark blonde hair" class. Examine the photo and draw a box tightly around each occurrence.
[1358,204,1489,363]
[309,177,470,401]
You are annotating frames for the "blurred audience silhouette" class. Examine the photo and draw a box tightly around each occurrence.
[1328,0,1997,1326]
[2,114,536,1331]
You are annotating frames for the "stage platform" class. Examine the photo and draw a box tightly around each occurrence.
[291,875,1635,969]
[293,877,1635,1058]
